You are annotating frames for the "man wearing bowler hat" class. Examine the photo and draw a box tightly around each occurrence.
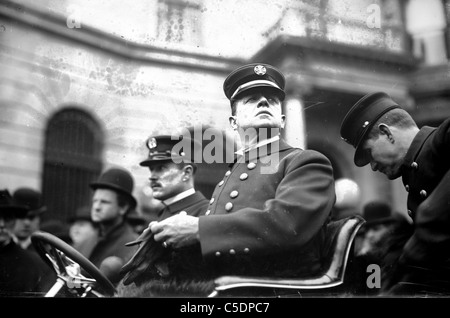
[119,63,336,297]
[118,135,209,295]
[88,167,139,285]
[12,187,47,253]
[340,91,450,296]
[0,189,53,296]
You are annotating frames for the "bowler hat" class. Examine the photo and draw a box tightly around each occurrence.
[139,135,201,168]
[0,189,28,217]
[13,188,47,217]
[223,63,286,101]
[90,168,137,208]
[340,92,400,167]
[363,201,396,227]
[68,206,92,223]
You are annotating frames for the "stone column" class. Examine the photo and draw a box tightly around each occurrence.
[405,0,448,65]
[282,92,307,149]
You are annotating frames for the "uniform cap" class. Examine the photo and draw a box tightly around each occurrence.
[223,63,285,101]
[340,92,400,167]
[139,135,201,168]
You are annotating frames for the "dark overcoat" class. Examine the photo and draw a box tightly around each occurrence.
[388,118,450,294]
[199,138,336,278]
[89,221,138,283]
[0,240,54,296]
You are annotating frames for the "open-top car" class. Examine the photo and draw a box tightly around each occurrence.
[31,215,365,298]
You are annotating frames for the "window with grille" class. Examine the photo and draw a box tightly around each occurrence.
[42,108,104,223]
[157,0,202,46]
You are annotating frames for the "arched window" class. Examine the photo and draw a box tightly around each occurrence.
[42,108,104,223]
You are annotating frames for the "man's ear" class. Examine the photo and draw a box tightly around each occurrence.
[378,124,394,142]
[229,116,237,130]
[281,114,286,129]
[182,165,194,180]
[119,204,130,217]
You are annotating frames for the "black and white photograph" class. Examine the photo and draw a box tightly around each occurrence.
[1,0,450,305]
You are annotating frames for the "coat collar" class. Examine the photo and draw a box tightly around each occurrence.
[161,191,206,216]
[402,126,435,169]
[229,138,293,165]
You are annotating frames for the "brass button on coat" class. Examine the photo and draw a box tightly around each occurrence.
[229,249,236,255]
[225,170,231,177]
[225,202,233,211]
[405,185,410,192]
[230,190,239,198]
[218,180,224,186]
[247,162,256,170]
[215,251,221,257]
[411,162,418,169]
[205,210,211,215]
[420,190,427,198]
[239,173,248,180]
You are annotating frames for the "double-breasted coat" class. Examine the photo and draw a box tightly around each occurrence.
[400,118,450,264]
[388,118,450,294]
[198,138,336,278]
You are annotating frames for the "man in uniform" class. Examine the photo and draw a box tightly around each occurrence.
[88,167,139,285]
[118,135,209,296]
[340,91,450,296]
[120,63,336,297]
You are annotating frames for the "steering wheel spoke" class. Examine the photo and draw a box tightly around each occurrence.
[31,231,116,297]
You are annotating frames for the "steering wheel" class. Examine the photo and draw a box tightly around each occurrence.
[31,231,117,297]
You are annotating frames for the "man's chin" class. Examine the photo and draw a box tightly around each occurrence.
[249,122,281,132]
[386,172,401,180]
[152,191,164,200]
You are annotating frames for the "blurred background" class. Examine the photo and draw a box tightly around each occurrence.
[0,0,449,225]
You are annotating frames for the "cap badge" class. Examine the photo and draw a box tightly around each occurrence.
[254,65,266,76]
[148,137,157,149]
[362,121,370,128]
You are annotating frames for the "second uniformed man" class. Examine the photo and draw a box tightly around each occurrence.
[340,91,450,296]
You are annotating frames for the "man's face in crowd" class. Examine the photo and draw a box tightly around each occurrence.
[13,214,40,240]
[361,129,404,180]
[91,189,127,223]
[0,213,15,246]
[230,87,285,133]
[69,219,98,245]
[148,162,187,201]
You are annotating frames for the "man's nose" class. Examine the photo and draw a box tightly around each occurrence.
[22,218,31,224]
[257,96,269,107]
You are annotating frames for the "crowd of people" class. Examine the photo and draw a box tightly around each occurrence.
[2,63,450,298]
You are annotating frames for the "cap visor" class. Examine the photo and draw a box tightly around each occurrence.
[354,143,371,167]
[232,84,285,101]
